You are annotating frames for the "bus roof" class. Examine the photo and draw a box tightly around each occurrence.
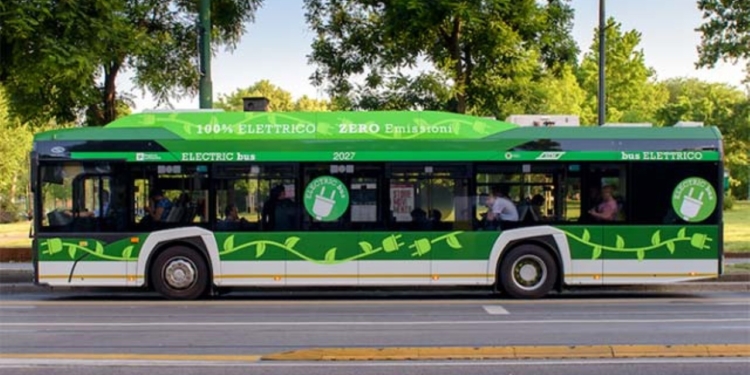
[32,111,723,163]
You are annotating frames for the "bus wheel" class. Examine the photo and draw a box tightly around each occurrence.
[498,244,557,299]
[150,246,209,300]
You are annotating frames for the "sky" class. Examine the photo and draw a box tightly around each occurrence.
[118,0,748,111]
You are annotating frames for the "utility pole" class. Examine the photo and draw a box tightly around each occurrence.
[199,0,212,108]
[598,0,606,125]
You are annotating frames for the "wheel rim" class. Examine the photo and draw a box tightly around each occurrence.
[162,257,198,290]
[511,254,547,291]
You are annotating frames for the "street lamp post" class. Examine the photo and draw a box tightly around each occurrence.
[598,0,606,126]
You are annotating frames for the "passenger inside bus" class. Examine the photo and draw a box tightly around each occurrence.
[587,185,620,221]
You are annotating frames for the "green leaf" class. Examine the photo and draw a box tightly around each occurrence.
[95,242,104,255]
[582,229,591,242]
[223,235,235,253]
[122,246,133,259]
[637,249,645,261]
[678,227,687,239]
[67,245,76,259]
[359,241,374,253]
[651,230,661,246]
[284,237,300,249]
[667,242,675,254]
[324,248,337,263]
[256,242,266,258]
[592,246,602,260]
[616,235,625,249]
[446,235,462,249]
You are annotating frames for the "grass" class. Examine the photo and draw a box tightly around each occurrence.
[723,200,750,253]
[1,200,749,251]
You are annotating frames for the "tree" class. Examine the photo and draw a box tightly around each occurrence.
[304,0,579,117]
[0,0,264,126]
[695,0,750,83]
[655,78,749,199]
[578,18,668,125]
[214,80,332,111]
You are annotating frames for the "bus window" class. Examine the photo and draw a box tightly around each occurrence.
[214,164,297,232]
[388,164,471,231]
[131,164,209,230]
[581,163,627,223]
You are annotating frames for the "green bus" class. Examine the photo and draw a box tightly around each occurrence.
[29,109,725,299]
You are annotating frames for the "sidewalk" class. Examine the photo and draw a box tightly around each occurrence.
[1,262,748,294]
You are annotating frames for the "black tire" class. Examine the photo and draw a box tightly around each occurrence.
[150,246,210,300]
[498,244,557,299]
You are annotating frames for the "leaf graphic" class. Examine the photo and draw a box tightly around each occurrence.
[47,239,63,254]
[324,248,337,263]
[183,123,192,135]
[446,235,463,249]
[285,237,300,249]
[651,230,661,246]
[582,229,591,242]
[592,246,602,260]
[616,235,625,249]
[122,246,133,259]
[256,242,266,258]
[223,235,235,253]
[67,245,76,259]
[637,249,645,261]
[667,242,675,254]
[678,227,686,239]
[359,241,374,253]
[95,242,104,255]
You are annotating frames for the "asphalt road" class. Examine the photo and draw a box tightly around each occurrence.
[0,359,749,375]
[0,290,748,374]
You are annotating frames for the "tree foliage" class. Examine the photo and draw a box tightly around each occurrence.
[695,0,750,82]
[0,0,264,126]
[578,18,668,124]
[304,0,579,117]
[214,80,331,111]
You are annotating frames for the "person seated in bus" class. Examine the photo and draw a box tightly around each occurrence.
[485,186,519,223]
[63,189,110,218]
[530,194,546,220]
[218,203,252,230]
[144,188,173,223]
[261,184,287,230]
[409,207,431,230]
[587,185,619,221]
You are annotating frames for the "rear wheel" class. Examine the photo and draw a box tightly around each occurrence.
[498,244,557,299]
[150,246,209,300]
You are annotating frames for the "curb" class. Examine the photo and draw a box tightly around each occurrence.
[260,344,750,361]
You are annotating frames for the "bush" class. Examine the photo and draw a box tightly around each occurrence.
[723,193,735,210]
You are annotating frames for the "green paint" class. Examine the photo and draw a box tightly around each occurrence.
[671,177,717,222]
[561,226,719,260]
[217,231,478,264]
[38,237,145,261]
[102,111,515,140]
[35,225,719,265]
[303,176,349,221]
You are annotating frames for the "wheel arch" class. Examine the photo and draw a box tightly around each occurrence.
[487,226,572,289]
[135,227,221,287]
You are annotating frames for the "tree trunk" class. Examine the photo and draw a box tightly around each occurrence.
[102,61,122,125]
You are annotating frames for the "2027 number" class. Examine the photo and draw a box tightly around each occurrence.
[333,152,356,161]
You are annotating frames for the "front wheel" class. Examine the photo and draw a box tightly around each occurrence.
[150,246,210,300]
[498,244,557,299]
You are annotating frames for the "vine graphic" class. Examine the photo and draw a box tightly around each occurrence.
[41,238,137,261]
[218,231,465,264]
[561,227,712,261]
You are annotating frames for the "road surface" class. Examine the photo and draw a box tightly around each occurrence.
[0,290,748,374]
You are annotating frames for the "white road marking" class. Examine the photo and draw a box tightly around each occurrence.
[0,306,35,310]
[1,318,748,327]
[0,358,747,368]
[483,305,510,315]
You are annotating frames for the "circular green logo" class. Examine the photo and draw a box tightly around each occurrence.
[671,177,717,222]
[303,176,349,221]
